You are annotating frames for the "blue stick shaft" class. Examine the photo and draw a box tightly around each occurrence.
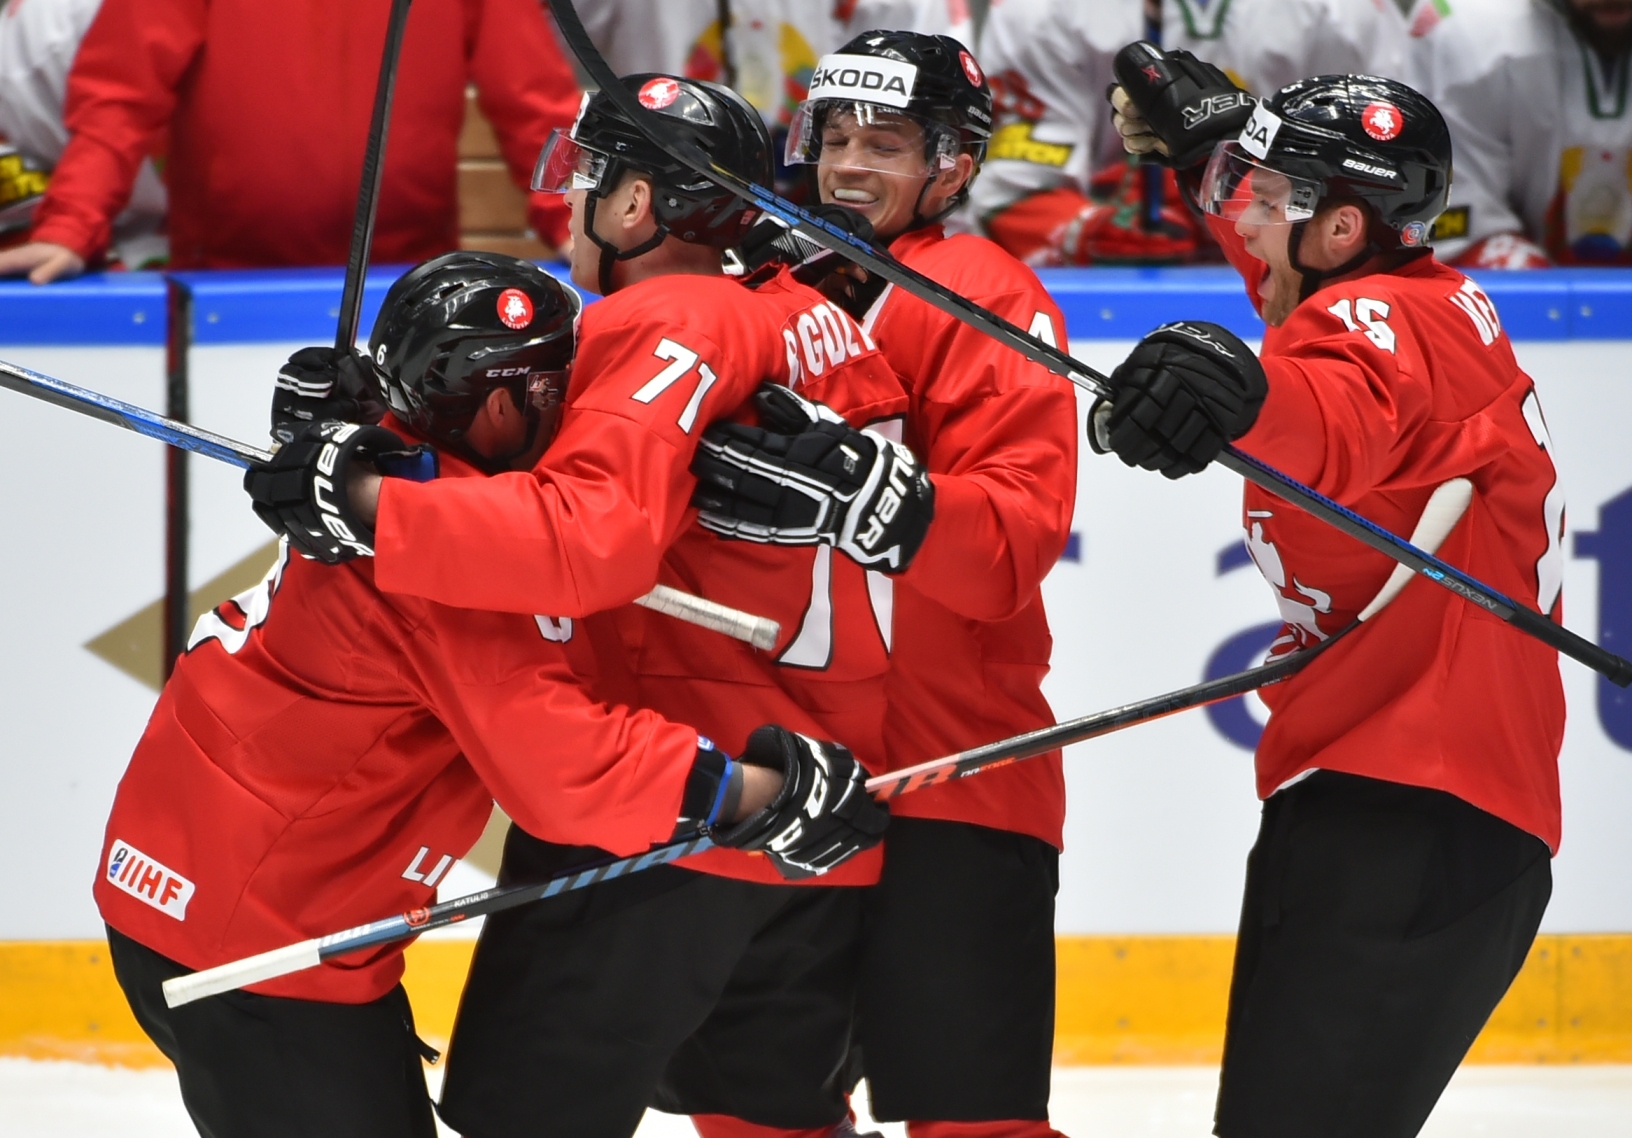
[542,0,1631,687]
[0,358,268,467]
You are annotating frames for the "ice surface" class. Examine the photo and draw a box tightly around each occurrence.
[3,1058,1630,1137]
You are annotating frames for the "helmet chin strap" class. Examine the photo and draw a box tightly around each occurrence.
[451,401,544,476]
[584,189,670,296]
[1288,218,1382,303]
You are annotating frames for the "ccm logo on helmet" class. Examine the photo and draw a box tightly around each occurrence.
[809,53,918,109]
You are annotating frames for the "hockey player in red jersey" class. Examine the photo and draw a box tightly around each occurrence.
[1099,54,1564,1138]
[247,75,909,1137]
[102,252,871,1138]
[688,31,1078,1138]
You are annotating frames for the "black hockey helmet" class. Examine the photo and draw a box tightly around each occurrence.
[532,75,773,293]
[1200,74,1451,298]
[784,29,993,221]
[370,251,579,472]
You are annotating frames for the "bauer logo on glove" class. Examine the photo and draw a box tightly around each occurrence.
[690,383,936,574]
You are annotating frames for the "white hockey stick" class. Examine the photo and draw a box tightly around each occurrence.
[0,359,781,649]
[634,584,779,650]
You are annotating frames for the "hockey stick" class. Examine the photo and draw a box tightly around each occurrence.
[0,358,780,649]
[154,643,1329,1007]
[335,0,414,351]
[161,478,1473,1007]
[542,0,1632,689]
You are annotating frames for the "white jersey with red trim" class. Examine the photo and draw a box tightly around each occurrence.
[969,0,1426,227]
[1420,0,1632,265]
[577,0,845,133]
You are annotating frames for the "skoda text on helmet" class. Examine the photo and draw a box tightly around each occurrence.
[531,74,774,295]
[785,30,993,227]
[370,251,581,473]
[1200,74,1452,301]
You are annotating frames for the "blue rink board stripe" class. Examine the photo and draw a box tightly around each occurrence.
[3,266,1632,346]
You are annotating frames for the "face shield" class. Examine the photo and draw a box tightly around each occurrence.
[785,100,960,178]
[1200,142,1322,227]
[531,130,611,194]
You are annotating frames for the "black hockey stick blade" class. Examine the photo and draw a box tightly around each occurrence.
[335,0,415,351]
[543,0,1632,687]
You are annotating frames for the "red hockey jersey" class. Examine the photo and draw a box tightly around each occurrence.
[859,226,1079,849]
[34,0,577,267]
[94,443,703,1004]
[1218,223,1566,850]
[373,269,909,885]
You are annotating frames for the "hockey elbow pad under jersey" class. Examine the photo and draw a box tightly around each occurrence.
[1090,321,1267,479]
[244,420,436,563]
[711,725,888,881]
[691,383,934,574]
[1111,42,1254,172]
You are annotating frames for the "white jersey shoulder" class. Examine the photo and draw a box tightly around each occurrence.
[843,0,974,43]
[1423,0,1632,262]
[576,0,845,131]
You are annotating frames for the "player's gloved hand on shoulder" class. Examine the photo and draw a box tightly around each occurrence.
[244,419,437,563]
[691,383,935,574]
[710,725,888,881]
[1089,321,1267,479]
[271,346,387,446]
[1110,41,1254,170]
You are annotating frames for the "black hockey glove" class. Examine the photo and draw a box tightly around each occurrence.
[711,725,888,881]
[1089,321,1267,479]
[270,346,387,446]
[1110,41,1254,171]
[244,420,437,563]
[691,383,935,574]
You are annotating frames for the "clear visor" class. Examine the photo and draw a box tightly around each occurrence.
[1200,142,1322,226]
[784,100,959,177]
[531,131,609,194]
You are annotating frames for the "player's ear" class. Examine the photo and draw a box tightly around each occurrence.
[484,385,519,425]
[1330,202,1370,259]
[622,175,656,233]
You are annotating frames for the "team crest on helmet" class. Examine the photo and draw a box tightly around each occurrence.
[639,77,681,110]
[1362,101,1403,142]
[497,288,534,330]
[959,50,984,87]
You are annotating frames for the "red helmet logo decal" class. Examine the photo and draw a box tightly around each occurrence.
[959,49,984,87]
[639,77,682,110]
[1361,101,1403,142]
[497,288,534,330]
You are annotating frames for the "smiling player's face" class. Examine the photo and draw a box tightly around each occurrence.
[815,108,972,242]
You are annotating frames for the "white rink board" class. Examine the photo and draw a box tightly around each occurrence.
[1,339,1629,938]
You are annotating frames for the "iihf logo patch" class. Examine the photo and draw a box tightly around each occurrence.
[639,77,681,110]
[1362,101,1403,142]
[959,50,984,87]
[106,840,195,921]
[497,288,533,330]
